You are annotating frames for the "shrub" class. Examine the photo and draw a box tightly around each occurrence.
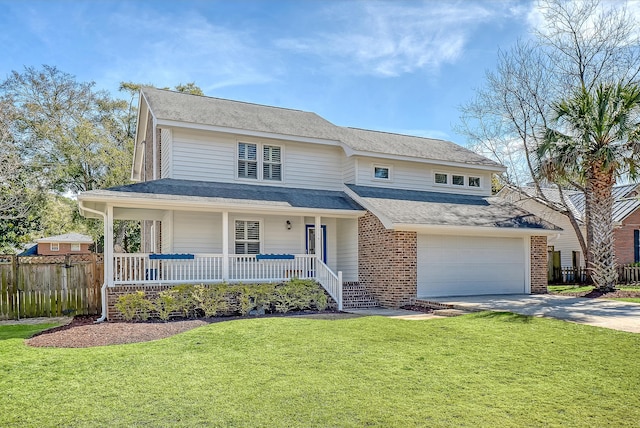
[154,292,177,321]
[115,291,153,321]
[164,284,200,318]
[200,283,230,317]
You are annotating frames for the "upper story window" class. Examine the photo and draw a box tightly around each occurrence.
[435,172,481,189]
[238,143,258,179]
[373,165,391,180]
[235,220,261,254]
[435,173,448,184]
[263,145,282,181]
[238,142,282,182]
[71,243,81,252]
[50,243,59,251]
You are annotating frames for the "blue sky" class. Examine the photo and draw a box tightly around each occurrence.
[1,0,540,145]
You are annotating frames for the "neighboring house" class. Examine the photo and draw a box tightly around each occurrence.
[78,87,558,319]
[35,233,93,256]
[498,184,640,274]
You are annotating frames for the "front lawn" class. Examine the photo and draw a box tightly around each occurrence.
[1,314,639,427]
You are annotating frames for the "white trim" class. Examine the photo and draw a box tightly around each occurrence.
[524,236,532,293]
[50,243,60,252]
[70,243,81,252]
[393,223,560,237]
[343,185,394,228]
[236,141,284,183]
[434,171,482,190]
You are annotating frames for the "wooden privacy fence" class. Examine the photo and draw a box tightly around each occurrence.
[549,265,640,285]
[0,254,103,320]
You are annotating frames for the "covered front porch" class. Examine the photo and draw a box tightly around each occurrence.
[78,179,365,314]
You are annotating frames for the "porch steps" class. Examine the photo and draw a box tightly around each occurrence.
[341,282,380,309]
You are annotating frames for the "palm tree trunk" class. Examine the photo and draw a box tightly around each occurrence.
[586,162,616,292]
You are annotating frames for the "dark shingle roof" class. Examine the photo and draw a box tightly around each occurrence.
[141,87,504,168]
[347,185,559,230]
[102,179,363,211]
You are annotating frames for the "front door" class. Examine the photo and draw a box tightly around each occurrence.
[306,225,327,263]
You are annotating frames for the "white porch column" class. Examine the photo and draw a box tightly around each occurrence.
[222,211,229,280]
[105,205,114,287]
[315,215,322,262]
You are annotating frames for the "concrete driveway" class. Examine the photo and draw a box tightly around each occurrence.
[428,294,640,333]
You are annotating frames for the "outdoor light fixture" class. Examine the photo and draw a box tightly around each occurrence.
[286,220,292,230]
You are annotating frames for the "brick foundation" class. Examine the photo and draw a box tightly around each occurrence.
[358,212,417,308]
[530,236,548,294]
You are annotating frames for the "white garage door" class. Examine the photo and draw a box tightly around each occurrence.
[417,235,526,297]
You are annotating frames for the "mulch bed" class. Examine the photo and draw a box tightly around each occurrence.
[553,289,640,299]
[25,310,346,349]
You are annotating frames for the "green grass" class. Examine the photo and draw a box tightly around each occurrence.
[1,315,639,427]
[548,285,594,293]
[608,297,640,303]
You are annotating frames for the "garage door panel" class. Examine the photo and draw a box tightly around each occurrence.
[418,235,526,297]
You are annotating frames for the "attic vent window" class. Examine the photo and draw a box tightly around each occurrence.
[238,142,258,179]
[452,175,464,186]
[469,177,481,187]
[374,165,391,180]
[435,173,448,184]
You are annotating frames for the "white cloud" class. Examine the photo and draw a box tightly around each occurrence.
[97,6,281,92]
[275,1,520,77]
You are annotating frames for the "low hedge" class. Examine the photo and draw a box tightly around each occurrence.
[114,279,331,322]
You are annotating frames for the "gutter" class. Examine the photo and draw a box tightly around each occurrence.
[78,201,108,323]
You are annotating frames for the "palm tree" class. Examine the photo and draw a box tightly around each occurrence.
[538,82,640,292]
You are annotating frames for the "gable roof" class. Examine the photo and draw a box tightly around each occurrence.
[346,184,560,233]
[36,233,93,244]
[510,184,640,224]
[139,87,504,170]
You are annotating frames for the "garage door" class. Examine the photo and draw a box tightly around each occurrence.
[417,235,526,297]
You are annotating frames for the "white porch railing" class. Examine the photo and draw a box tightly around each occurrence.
[316,259,343,310]
[114,253,319,284]
[114,253,224,284]
[112,253,343,309]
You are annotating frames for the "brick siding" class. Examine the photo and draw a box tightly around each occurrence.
[37,243,92,256]
[358,212,417,308]
[614,209,640,265]
[530,236,548,294]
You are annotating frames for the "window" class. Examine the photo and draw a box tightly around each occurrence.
[468,177,481,187]
[50,243,59,251]
[373,165,390,180]
[235,220,261,254]
[71,243,81,252]
[238,143,258,179]
[452,175,464,186]
[435,173,448,184]
[263,145,282,181]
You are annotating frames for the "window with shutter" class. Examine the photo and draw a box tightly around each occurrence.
[238,143,258,179]
[235,220,261,254]
[263,145,282,181]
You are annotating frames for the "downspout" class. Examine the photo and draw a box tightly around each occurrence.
[78,201,108,323]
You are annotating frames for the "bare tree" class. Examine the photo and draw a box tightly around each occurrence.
[458,0,640,278]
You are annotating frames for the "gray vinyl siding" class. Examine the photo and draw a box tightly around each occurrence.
[354,156,492,196]
[342,157,356,184]
[173,211,222,253]
[336,218,358,282]
[160,128,172,178]
[169,129,343,190]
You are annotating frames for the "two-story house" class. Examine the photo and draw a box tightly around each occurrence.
[78,87,557,320]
